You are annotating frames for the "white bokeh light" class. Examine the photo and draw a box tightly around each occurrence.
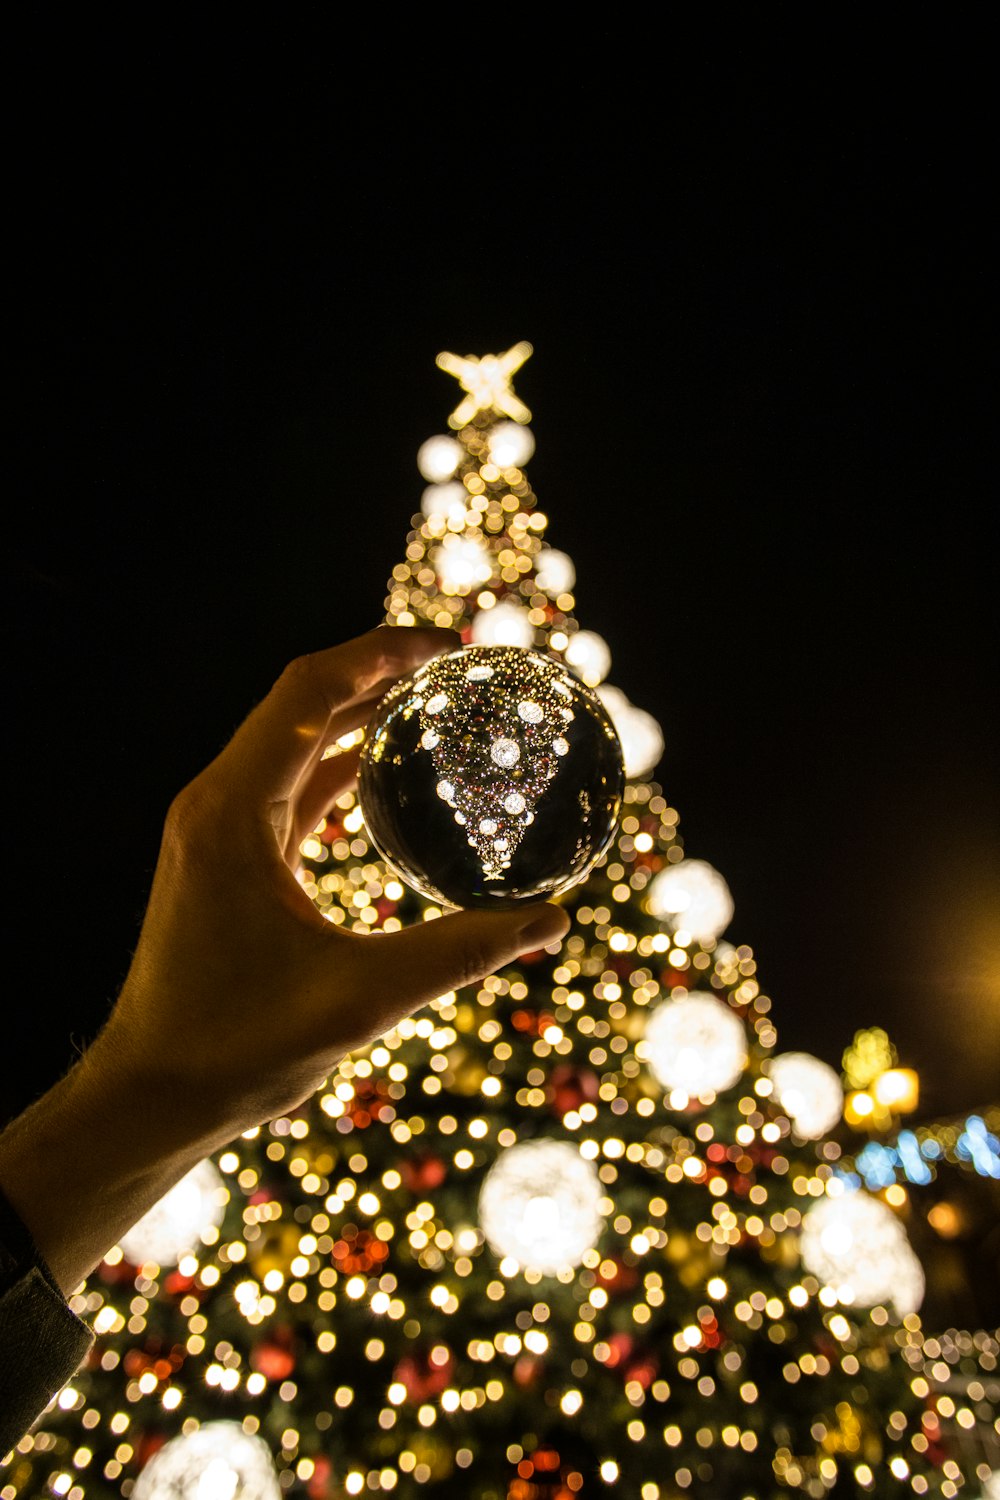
[564,629,611,686]
[646,858,734,941]
[133,1421,281,1500]
[471,600,535,647]
[479,1139,603,1275]
[432,536,494,594]
[644,992,748,1098]
[420,482,468,524]
[768,1052,844,1140]
[487,421,535,468]
[119,1159,226,1268]
[800,1190,924,1315]
[534,546,576,597]
[597,684,664,779]
[416,434,464,482]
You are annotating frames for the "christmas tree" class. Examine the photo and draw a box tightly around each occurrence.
[5,347,998,1499]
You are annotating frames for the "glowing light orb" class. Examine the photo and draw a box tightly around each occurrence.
[534,547,576,597]
[431,535,494,594]
[646,858,734,941]
[119,1159,226,1268]
[487,420,535,468]
[133,1421,281,1500]
[597,684,665,779]
[768,1052,844,1140]
[563,629,611,686]
[479,1139,603,1274]
[359,644,624,908]
[420,482,468,524]
[471,600,535,647]
[800,1191,925,1314]
[645,993,748,1098]
[416,434,464,483]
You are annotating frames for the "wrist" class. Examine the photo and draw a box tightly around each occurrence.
[0,1026,238,1296]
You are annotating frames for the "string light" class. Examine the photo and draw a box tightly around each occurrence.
[644,992,748,1098]
[478,1139,603,1274]
[563,628,611,686]
[470,600,535,647]
[416,434,464,483]
[119,1159,226,1268]
[597,684,665,779]
[534,546,576,596]
[132,1421,281,1499]
[487,420,535,468]
[768,1052,844,1140]
[800,1190,925,1315]
[18,348,996,1500]
[646,858,734,941]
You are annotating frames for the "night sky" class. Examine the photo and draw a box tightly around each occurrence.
[7,94,997,1130]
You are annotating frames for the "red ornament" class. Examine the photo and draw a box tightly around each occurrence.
[307,1456,335,1499]
[513,1354,544,1388]
[401,1153,447,1192]
[598,1255,639,1294]
[548,1063,600,1117]
[251,1341,296,1382]
[511,1008,555,1036]
[393,1346,454,1401]
[624,1352,658,1387]
[660,969,689,990]
[163,1269,198,1297]
[99,1256,139,1285]
[331,1226,388,1274]
[134,1432,168,1470]
[603,1332,635,1368]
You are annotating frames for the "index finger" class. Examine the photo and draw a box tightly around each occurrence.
[216,626,459,806]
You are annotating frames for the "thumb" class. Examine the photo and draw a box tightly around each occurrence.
[352,902,570,1030]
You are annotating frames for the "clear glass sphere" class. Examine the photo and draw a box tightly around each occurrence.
[358,644,624,909]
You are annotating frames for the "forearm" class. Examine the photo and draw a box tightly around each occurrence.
[0,1024,236,1296]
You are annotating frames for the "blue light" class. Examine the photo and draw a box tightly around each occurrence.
[897,1131,933,1185]
[956,1116,1000,1179]
[855,1142,897,1190]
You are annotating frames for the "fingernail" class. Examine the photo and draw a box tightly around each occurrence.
[517,904,571,950]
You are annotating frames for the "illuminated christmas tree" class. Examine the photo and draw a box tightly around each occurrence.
[6,347,998,1499]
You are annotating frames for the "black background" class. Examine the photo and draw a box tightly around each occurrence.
[6,72,997,1131]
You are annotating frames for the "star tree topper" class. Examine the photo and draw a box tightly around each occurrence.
[436,341,533,429]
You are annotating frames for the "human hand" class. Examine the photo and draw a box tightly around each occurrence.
[97,626,570,1144]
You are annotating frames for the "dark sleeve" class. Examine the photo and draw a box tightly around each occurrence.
[0,1185,95,1457]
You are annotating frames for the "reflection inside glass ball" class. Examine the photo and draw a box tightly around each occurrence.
[358,644,625,908]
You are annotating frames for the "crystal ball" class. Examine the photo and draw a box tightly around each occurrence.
[358,644,625,909]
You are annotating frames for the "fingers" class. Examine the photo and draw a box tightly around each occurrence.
[335,902,571,1044]
[212,626,459,809]
[287,744,363,862]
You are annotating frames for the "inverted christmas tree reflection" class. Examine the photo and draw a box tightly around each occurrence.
[359,645,624,908]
